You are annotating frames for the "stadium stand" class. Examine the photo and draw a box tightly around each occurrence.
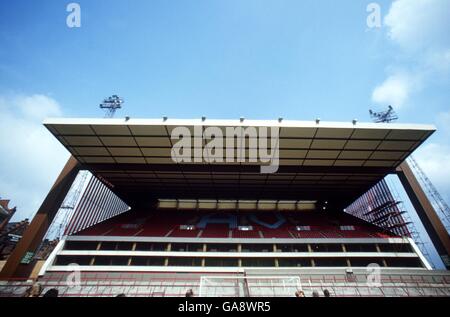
[74,209,397,239]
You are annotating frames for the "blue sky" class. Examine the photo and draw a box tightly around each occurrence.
[0,0,447,121]
[0,0,415,120]
[0,1,449,265]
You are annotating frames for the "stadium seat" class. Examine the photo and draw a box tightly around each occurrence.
[74,209,400,240]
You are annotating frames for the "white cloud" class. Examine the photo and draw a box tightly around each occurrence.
[425,49,450,73]
[371,72,418,109]
[16,94,62,120]
[372,0,450,110]
[436,111,450,136]
[414,143,450,204]
[0,94,69,221]
[384,0,450,52]
[413,111,450,208]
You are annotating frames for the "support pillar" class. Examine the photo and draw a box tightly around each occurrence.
[0,156,81,279]
[397,161,450,269]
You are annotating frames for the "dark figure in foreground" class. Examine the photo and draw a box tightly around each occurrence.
[43,288,59,297]
[185,289,194,297]
[295,290,305,297]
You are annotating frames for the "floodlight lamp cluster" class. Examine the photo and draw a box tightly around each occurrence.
[99,95,124,118]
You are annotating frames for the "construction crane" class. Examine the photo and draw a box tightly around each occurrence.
[99,95,124,118]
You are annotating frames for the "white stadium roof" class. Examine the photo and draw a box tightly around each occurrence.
[44,118,435,207]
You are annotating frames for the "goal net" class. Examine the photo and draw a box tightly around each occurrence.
[199,275,302,297]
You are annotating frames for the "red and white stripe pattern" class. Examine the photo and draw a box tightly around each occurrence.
[64,175,129,235]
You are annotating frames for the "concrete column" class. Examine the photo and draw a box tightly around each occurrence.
[0,156,81,279]
[397,162,450,269]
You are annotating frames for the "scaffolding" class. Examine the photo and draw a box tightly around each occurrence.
[346,179,411,238]
[40,95,125,241]
[43,171,90,240]
[385,176,432,266]
[367,106,450,266]
[2,271,450,297]
[199,275,301,297]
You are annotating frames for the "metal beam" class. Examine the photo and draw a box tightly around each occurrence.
[0,156,81,279]
[397,161,450,269]
[83,163,394,174]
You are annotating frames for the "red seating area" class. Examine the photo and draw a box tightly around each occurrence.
[290,231,325,238]
[200,224,230,238]
[231,229,261,238]
[321,231,344,238]
[340,231,376,238]
[77,223,111,236]
[169,227,201,238]
[74,209,398,239]
[105,227,142,236]
[261,228,292,238]
[135,227,171,237]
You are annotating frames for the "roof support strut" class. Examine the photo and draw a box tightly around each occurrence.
[0,156,80,279]
[397,161,450,269]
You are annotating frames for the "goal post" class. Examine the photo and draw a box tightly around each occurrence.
[199,275,302,297]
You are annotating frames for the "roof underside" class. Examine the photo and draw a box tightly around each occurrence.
[44,118,435,208]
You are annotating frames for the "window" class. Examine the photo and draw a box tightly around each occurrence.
[99,241,133,251]
[93,256,111,265]
[116,242,133,250]
[99,241,117,250]
[168,257,202,266]
[130,257,148,266]
[278,258,311,267]
[310,244,343,252]
[111,256,129,266]
[135,242,167,251]
[385,257,423,268]
[207,244,237,252]
[314,258,348,267]
[147,257,166,266]
[345,244,378,252]
[241,258,275,267]
[171,243,204,252]
[241,244,273,252]
[55,255,91,266]
[130,257,165,266]
[378,243,413,253]
[350,258,384,267]
[64,241,98,250]
[276,244,308,252]
[204,258,239,267]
